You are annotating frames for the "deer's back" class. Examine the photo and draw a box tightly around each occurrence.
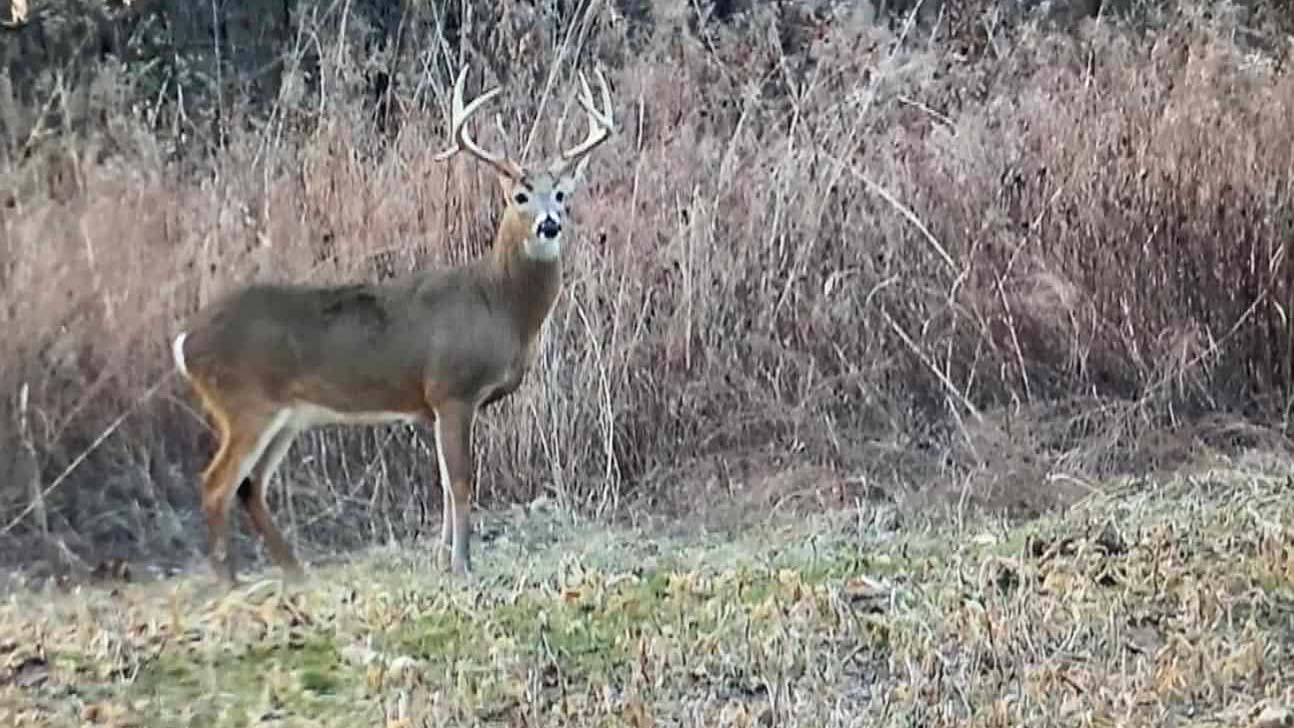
[181,272,528,413]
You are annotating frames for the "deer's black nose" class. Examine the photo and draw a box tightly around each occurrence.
[537,217,561,239]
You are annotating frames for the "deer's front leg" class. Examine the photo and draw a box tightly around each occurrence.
[432,400,475,577]
[438,471,453,570]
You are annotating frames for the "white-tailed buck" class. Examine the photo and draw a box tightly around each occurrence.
[171,65,615,584]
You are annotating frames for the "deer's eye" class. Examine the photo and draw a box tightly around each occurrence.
[555,191,566,203]
[514,192,529,205]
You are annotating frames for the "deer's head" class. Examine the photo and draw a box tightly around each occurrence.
[436,67,616,263]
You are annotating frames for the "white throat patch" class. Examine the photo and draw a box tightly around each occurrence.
[525,234,562,262]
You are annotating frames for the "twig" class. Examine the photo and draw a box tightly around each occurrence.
[523,0,605,160]
[994,275,1032,403]
[17,383,46,535]
[849,165,959,277]
[880,307,984,424]
[2,373,177,536]
[897,96,954,130]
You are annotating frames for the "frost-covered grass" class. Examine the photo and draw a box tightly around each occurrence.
[3,460,1293,726]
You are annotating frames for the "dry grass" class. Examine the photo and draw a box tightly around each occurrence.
[2,2,1293,724]
[1,2,1294,577]
[1,456,1291,726]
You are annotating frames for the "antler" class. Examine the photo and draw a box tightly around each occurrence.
[553,69,616,175]
[435,67,525,180]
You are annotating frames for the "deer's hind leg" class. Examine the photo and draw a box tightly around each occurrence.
[236,421,305,582]
[197,399,292,587]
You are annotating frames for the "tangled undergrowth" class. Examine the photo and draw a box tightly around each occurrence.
[4,1,1294,574]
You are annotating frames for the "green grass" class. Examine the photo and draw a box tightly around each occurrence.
[2,462,1293,726]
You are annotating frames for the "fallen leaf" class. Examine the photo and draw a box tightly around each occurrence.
[844,575,890,607]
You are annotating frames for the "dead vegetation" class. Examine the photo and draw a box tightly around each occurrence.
[1,2,1293,583]
[1,458,1291,726]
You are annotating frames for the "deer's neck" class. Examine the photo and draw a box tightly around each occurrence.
[489,213,562,340]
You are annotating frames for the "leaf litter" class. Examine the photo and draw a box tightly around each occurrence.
[0,464,1292,726]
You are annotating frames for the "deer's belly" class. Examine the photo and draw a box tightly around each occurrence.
[289,402,421,429]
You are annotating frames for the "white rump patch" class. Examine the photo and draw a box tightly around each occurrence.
[172,332,189,378]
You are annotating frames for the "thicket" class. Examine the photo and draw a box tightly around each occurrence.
[2,0,1292,575]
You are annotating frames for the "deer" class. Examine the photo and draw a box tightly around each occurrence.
[170,64,616,586]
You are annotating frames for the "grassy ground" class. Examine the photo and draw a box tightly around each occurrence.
[2,456,1292,727]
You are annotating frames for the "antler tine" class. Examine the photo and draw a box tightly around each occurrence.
[433,68,476,161]
[556,68,616,170]
[434,67,524,179]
